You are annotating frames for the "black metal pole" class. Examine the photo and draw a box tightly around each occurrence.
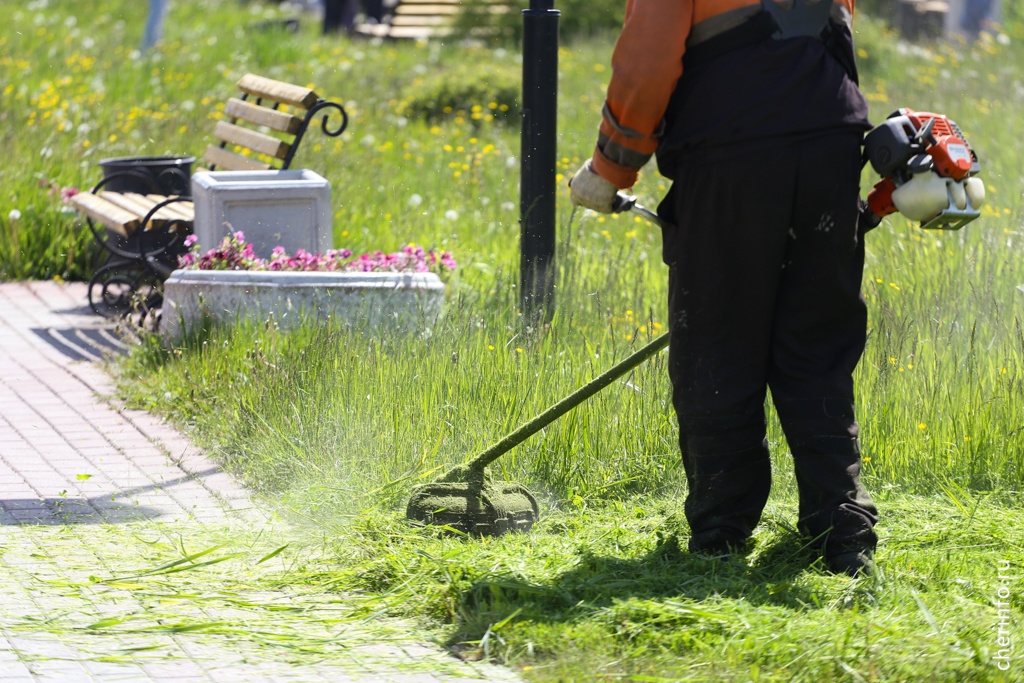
[519,0,559,322]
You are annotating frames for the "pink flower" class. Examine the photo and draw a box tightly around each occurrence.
[179,238,457,277]
[60,186,80,204]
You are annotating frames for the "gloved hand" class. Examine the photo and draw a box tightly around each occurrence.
[569,159,618,213]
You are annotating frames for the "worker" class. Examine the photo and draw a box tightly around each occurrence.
[570,0,879,576]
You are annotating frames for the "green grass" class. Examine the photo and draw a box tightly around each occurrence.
[4,0,1024,680]
[0,522,505,677]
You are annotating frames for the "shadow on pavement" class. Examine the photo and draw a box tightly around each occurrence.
[1,497,162,525]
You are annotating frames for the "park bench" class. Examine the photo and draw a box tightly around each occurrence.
[356,0,512,40]
[70,74,348,318]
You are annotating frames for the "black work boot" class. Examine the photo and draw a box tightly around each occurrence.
[825,549,875,577]
[689,528,752,558]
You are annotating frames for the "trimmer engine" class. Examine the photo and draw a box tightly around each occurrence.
[863,108,984,230]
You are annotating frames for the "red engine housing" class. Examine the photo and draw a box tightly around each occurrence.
[898,108,974,180]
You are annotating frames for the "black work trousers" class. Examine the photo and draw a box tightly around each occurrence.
[658,132,878,557]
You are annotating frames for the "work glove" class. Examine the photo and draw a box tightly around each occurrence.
[569,159,618,213]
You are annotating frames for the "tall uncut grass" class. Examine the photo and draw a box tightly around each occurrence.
[0,0,1020,503]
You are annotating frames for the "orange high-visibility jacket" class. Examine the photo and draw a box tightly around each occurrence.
[591,0,859,189]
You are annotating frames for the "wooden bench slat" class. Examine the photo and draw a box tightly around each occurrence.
[224,97,303,135]
[354,23,392,36]
[99,192,170,229]
[202,144,273,171]
[391,15,457,25]
[123,193,196,223]
[70,193,139,236]
[213,121,291,160]
[393,5,458,14]
[143,195,196,221]
[236,74,319,110]
[385,25,455,37]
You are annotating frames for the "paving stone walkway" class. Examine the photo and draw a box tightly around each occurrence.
[0,281,520,683]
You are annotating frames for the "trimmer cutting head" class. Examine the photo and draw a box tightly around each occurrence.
[405,333,671,537]
[406,464,540,536]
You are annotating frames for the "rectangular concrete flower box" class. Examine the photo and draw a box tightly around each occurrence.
[162,269,446,343]
[191,169,332,259]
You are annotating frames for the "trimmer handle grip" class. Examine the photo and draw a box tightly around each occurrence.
[612,193,637,213]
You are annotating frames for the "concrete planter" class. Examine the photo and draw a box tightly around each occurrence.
[162,269,445,342]
[191,169,332,260]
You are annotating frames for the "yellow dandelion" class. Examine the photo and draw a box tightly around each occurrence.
[516,348,523,353]
[108,134,117,142]
[918,423,926,429]
[488,345,495,350]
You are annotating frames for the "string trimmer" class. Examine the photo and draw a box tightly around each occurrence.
[406,195,670,536]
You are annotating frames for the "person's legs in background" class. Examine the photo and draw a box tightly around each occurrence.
[141,0,169,52]
[323,0,359,33]
[362,0,385,23]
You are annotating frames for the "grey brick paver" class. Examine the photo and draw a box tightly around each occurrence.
[0,282,522,683]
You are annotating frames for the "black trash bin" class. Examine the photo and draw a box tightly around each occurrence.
[98,155,197,197]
